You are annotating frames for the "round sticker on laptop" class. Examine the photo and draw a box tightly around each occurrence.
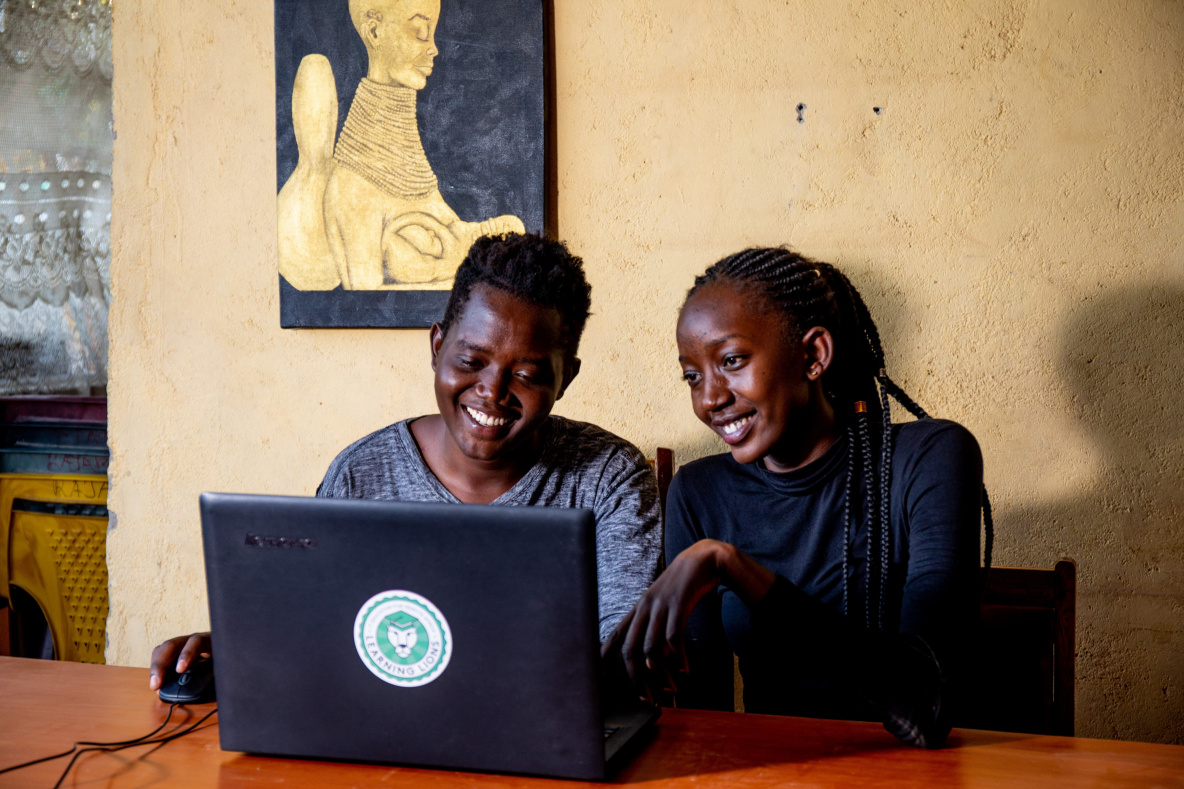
[354,590,452,687]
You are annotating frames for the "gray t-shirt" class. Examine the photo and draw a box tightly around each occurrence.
[317,415,662,641]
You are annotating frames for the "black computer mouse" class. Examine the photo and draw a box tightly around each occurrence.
[158,656,216,704]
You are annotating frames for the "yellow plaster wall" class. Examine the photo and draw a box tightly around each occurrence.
[108,0,1184,742]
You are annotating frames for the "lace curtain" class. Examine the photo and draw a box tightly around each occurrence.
[0,0,112,394]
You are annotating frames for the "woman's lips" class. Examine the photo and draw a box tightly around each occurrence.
[717,414,754,445]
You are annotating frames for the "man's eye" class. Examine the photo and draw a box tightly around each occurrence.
[722,355,744,368]
[681,371,700,385]
[517,368,554,385]
[457,358,481,370]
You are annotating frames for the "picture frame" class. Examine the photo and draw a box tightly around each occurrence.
[275,0,553,328]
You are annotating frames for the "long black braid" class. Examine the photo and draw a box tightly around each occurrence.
[687,247,995,632]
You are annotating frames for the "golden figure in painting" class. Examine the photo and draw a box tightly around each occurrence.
[278,0,525,291]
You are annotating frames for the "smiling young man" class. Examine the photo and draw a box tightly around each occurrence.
[150,234,661,689]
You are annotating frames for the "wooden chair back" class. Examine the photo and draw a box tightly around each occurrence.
[652,447,673,514]
[961,560,1076,736]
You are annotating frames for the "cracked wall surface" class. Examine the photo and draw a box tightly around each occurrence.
[109,0,1183,742]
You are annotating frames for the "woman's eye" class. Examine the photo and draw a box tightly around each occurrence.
[722,355,742,368]
[681,371,700,385]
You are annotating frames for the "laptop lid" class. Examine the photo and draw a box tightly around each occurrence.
[200,493,607,780]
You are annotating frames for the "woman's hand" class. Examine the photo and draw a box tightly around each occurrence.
[602,540,777,699]
[148,632,212,691]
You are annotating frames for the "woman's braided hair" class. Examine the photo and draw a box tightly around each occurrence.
[688,247,993,632]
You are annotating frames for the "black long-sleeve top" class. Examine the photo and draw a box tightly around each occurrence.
[667,418,983,747]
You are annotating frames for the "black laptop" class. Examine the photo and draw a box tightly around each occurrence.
[199,493,658,780]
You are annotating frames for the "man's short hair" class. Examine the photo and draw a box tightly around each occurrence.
[440,233,592,356]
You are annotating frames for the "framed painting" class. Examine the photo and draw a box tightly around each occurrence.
[275,0,551,328]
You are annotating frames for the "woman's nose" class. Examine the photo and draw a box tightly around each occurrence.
[699,372,731,411]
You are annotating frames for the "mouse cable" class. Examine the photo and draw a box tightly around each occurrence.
[0,702,181,776]
[51,706,218,789]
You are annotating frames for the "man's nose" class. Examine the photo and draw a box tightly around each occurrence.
[475,366,511,403]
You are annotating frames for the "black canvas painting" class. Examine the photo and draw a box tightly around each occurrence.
[276,0,546,328]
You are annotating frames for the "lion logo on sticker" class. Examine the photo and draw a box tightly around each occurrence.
[354,590,452,687]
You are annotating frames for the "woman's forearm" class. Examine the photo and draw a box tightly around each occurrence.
[709,541,777,606]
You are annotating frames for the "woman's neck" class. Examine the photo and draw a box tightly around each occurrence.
[763,394,839,474]
[333,78,438,199]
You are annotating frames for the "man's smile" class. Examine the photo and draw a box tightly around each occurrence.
[463,405,513,428]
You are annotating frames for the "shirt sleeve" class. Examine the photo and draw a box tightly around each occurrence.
[591,445,663,642]
[665,471,735,712]
[747,423,983,748]
[896,422,984,664]
[315,454,349,498]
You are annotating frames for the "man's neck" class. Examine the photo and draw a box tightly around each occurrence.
[409,415,545,505]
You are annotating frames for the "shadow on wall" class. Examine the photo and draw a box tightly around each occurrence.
[1005,283,1184,743]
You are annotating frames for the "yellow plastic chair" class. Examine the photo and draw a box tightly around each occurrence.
[8,508,108,663]
[0,473,108,600]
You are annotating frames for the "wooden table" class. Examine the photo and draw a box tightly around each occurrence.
[2,657,1182,788]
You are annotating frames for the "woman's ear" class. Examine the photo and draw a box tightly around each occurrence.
[557,356,582,401]
[429,323,445,371]
[801,326,835,381]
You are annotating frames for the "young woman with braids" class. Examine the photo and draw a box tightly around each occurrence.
[604,247,993,748]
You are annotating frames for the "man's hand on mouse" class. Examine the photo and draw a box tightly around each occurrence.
[149,632,212,691]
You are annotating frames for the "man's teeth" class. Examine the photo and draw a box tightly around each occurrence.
[722,416,752,436]
[465,406,509,427]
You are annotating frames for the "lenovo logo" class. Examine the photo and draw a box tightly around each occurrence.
[244,533,317,549]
